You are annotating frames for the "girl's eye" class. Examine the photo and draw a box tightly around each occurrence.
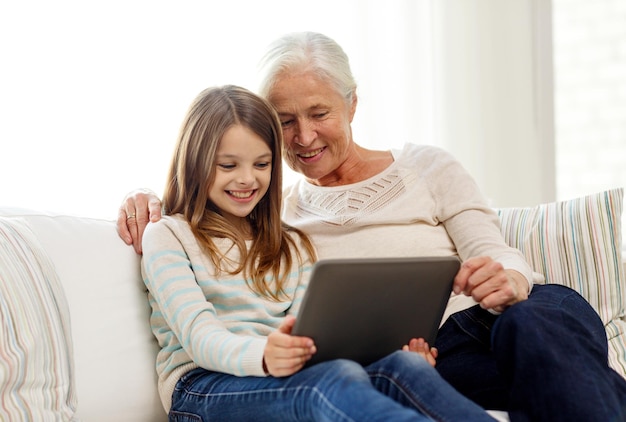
[218,163,235,170]
[255,162,271,169]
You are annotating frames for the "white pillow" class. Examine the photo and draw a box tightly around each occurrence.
[497,188,625,378]
[0,217,77,420]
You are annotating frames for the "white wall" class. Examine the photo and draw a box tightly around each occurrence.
[431,0,555,208]
[0,1,434,219]
[553,0,626,201]
[4,0,620,222]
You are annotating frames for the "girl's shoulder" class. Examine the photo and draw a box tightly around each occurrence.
[143,214,209,263]
[146,213,189,232]
[144,214,193,244]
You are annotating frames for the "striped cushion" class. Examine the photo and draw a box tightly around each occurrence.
[496,188,626,378]
[0,217,77,420]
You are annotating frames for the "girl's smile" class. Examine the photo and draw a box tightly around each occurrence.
[209,124,272,227]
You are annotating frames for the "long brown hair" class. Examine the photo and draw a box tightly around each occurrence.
[162,85,316,300]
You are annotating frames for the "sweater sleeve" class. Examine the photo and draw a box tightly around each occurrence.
[142,218,267,377]
[419,147,536,291]
[284,232,315,318]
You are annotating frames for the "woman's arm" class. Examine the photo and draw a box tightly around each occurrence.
[421,147,533,310]
[117,188,163,254]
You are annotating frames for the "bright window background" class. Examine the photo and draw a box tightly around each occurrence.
[0,0,435,220]
[1,0,624,249]
[553,0,626,200]
[553,0,626,251]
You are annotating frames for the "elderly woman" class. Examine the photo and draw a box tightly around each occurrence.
[119,32,626,421]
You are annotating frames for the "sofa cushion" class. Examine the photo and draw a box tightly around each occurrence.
[0,208,167,422]
[497,188,626,377]
[0,217,77,420]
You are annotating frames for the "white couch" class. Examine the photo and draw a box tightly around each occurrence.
[1,188,624,421]
[0,208,166,422]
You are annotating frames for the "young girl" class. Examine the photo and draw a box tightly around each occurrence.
[141,85,495,421]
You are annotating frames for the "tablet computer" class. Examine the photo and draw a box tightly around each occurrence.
[292,256,459,367]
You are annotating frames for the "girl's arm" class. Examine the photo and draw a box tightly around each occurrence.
[142,218,267,377]
[264,233,316,376]
[285,233,315,318]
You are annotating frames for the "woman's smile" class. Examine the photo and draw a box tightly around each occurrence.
[297,147,326,161]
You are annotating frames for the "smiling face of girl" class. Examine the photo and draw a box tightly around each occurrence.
[208,124,273,234]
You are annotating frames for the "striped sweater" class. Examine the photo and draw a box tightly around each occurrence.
[141,214,313,413]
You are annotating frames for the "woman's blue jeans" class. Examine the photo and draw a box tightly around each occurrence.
[435,284,626,422]
[169,350,495,422]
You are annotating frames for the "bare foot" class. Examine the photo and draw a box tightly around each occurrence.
[402,338,437,367]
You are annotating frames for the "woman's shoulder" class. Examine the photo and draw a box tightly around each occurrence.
[394,143,457,163]
[391,143,463,178]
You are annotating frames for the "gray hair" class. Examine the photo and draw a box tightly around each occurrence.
[257,32,357,104]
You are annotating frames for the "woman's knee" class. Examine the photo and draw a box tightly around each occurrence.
[494,284,606,345]
[503,284,600,322]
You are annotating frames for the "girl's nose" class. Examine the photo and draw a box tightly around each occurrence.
[236,168,255,185]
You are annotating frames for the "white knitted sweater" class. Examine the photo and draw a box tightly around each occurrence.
[282,143,537,321]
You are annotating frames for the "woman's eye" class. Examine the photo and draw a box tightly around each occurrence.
[314,112,328,119]
[280,119,293,127]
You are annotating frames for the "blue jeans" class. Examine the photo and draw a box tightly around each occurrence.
[169,350,495,422]
[435,284,626,422]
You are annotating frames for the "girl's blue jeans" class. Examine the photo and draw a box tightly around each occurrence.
[435,284,626,422]
[169,350,495,422]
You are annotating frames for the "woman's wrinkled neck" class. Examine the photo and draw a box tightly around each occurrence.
[306,143,394,187]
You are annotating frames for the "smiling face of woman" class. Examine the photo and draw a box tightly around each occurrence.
[268,71,357,186]
[208,124,272,231]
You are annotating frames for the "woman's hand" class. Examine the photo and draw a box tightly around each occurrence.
[403,338,437,367]
[263,315,316,377]
[116,188,163,254]
[453,256,529,312]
